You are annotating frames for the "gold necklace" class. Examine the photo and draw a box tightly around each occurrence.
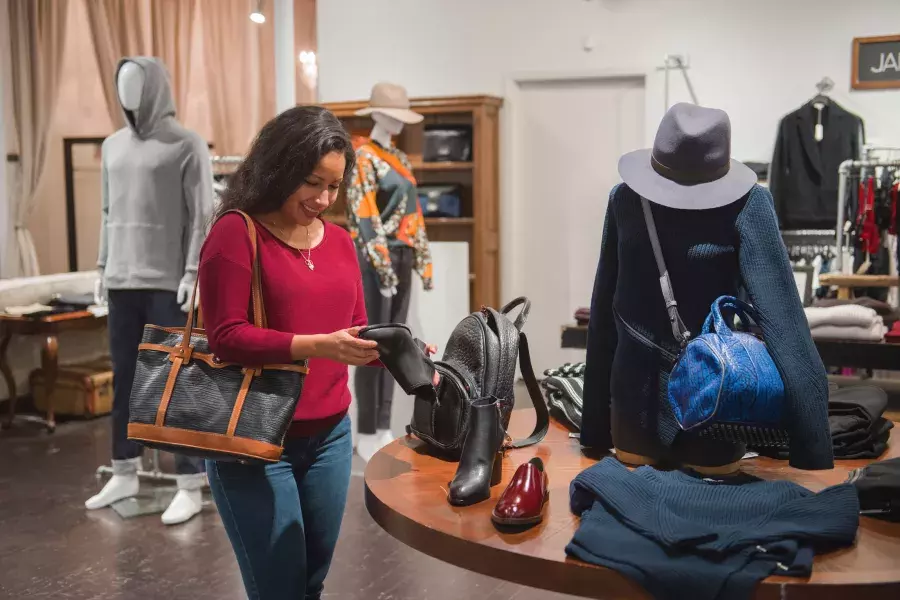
[270,220,316,271]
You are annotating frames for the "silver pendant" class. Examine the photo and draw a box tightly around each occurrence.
[305,259,315,271]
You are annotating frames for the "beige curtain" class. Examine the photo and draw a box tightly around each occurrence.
[85,0,197,129]
[84,0,149,130]
[199,0,275,155]
[150,0,197,117]
[7,0,69,277]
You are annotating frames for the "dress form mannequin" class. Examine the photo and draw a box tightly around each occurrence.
[356,111,404,461]
[86,57,213,524]
[347,82,433,462]
[582,104,833,475]
[370,112,403,152]
[117,61,144,112]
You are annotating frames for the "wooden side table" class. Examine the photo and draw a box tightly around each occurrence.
[0,311,108,432]
[818,274,900,300]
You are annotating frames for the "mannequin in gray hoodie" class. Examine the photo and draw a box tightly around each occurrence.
[86,57,212,526]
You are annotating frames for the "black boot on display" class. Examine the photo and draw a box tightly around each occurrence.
[448,397,506,507]
[358,324,436,397]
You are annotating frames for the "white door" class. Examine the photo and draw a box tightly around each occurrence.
[512,75,645,374]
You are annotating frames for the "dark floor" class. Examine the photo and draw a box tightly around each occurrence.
[0,413,577,600]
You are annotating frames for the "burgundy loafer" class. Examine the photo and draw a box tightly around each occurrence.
[491,457,549,527]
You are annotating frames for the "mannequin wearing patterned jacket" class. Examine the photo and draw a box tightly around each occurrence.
[346,111,433,461]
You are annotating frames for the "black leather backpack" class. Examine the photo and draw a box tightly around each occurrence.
[409,297,549,456]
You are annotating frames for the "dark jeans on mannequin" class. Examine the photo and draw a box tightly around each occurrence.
[107,289,204,475]
[206,415,353,600]
[354,246,414,434]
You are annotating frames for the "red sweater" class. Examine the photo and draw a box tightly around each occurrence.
[198,213,368,431]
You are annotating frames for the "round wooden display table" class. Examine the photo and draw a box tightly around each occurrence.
[364,412,900,599]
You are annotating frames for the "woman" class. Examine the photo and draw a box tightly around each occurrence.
[199,106,435,600]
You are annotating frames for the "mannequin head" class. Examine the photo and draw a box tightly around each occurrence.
[371,112,405,136]
[117,61,144,111]
[216,106,355,227]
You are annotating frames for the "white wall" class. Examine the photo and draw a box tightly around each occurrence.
[319,0,900,160]
[320,0,900,366]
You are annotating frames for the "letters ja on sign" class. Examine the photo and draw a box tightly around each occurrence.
[871,52,900,74]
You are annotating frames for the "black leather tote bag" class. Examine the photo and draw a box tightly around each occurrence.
[127,210,307,463]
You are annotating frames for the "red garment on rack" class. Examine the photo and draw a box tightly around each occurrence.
[857,177,880,255]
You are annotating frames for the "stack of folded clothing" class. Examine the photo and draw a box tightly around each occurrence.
[848,457,900,521]
[541,362,585,431]
[567,459,859,600]
[829,386,894,458]
[754,386,893,460]
[574,307,590,326]
[813,296,900,328]
[805,304,886,341]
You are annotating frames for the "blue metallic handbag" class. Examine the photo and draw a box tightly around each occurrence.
[640,197,789,447]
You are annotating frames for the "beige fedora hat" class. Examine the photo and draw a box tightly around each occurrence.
[355,82,424,124]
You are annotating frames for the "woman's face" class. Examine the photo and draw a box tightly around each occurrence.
[282,151,346,226]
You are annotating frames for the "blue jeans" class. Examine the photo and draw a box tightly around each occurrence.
[206,415,352,600]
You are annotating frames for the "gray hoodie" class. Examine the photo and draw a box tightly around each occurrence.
[98,57,212,292]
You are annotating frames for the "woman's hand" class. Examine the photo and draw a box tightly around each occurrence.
[318,327,380,366]
[424,343,440,385]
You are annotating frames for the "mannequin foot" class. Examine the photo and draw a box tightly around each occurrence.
[161,489,202,525]
[357,433,381,462]
[85,458,142,509]
[376,428,395,449]
[85,476,139,510]
[614,448,658,467]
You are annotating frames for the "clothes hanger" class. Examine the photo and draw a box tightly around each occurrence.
[810,76,834,107]
[808,77,834,142]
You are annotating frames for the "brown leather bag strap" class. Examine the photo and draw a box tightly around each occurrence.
[180,209,267,354]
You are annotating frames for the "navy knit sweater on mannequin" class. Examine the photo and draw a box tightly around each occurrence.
[582,183,833,470]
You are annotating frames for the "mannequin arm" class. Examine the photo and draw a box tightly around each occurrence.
[346,152,398,292]
[580,189,619,450]
[737,187,833,470]
[97,149,110,271]
[180,134,214,291]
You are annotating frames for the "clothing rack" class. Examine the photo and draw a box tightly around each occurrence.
[210,155,242,165]
[835,158,900,271]
[210,155,243,175]
[658,54,698,110]
[782,230,837,255]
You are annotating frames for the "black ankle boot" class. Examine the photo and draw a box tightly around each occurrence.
[448,397,505,506]
[358,324,436,397]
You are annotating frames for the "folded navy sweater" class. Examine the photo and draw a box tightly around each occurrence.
[567,459,859,600]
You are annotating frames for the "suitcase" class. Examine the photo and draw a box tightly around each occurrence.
[30,359,114,417]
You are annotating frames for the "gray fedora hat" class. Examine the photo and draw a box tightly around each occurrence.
[618,103,756,210]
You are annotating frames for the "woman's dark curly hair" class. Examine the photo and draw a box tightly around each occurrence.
[215,106,355,220]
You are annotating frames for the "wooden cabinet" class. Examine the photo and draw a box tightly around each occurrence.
[320,95,503,312]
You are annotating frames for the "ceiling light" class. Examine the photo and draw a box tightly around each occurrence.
[250,0,265,23]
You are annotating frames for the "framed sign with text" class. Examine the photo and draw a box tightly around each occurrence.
[852,34,900,90]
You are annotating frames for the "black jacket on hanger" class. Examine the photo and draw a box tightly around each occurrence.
[770,100,864,230]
